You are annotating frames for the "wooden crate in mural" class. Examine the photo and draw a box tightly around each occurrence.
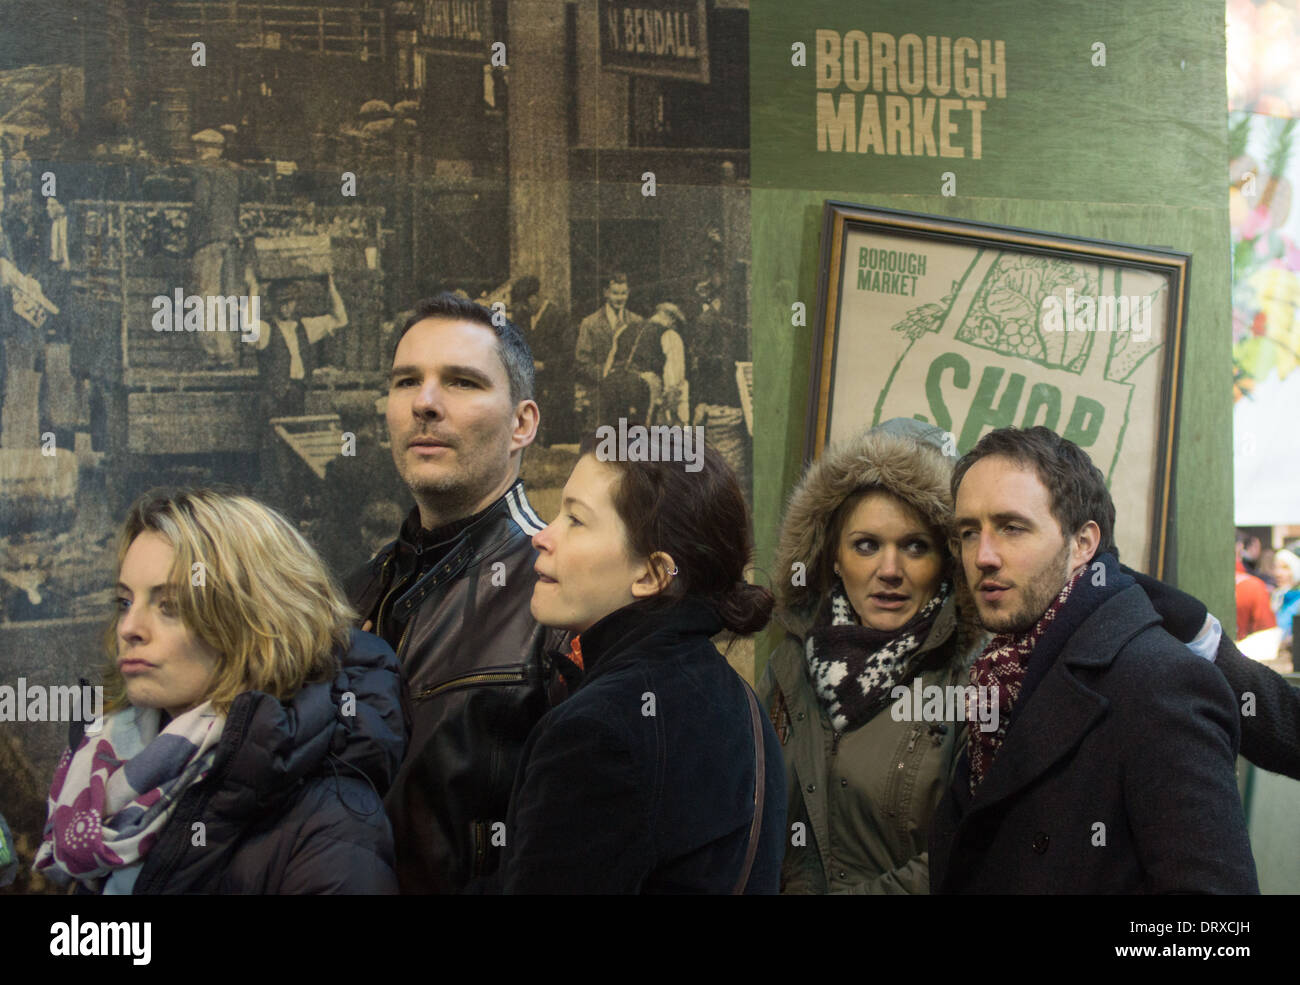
[271,414,344,480]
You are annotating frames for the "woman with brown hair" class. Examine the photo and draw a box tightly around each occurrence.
[496,434,786,893]
[34,489,406,894]
[758,418,982,893]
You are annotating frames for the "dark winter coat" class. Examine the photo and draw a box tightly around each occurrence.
[929,585,1259,894]
[1124,564,1300,782]
[1214,635,1300,780]
[498,597,786,893]
[73,629,407,894]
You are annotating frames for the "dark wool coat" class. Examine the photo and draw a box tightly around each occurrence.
[1213,635,1300,780]
[498,597,786,893]
[74,630,408,894]
[930,585,1259,894]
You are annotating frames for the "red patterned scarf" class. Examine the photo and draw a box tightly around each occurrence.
[968,565,1087,793]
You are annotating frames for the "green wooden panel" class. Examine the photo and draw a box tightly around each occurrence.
[751,0,1228,207]
[1241,676,1300,894]
[1243,758,1300,894]
[751,1,1234,669]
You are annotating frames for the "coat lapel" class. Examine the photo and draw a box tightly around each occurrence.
[960,664,1107,816]
[958,586,1159,819]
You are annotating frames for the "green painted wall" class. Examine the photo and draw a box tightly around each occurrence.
[751,0,1234,667]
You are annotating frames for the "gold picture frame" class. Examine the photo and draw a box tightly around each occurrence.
[808,202,1190,577]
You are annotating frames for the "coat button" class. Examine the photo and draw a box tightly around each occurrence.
[838,870,847,880]
[806,782,816,793]
[796,711,805,721]
[1032,832,1050,854]
[840,778,848,787]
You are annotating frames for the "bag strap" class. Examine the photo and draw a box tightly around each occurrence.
[732,683,766,895]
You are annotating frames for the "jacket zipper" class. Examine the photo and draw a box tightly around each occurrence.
[472,821,488,876]
[377,544,471,662]
[136,699,251,893]
[374,554,423,663]
[372,553,400,637]
[413,668,527,701]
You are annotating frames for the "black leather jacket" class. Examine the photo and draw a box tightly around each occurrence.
[345,479,566,893]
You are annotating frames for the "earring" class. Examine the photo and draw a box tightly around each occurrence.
[668,565,679,576]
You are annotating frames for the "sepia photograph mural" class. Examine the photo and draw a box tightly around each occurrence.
[0,0,751,893]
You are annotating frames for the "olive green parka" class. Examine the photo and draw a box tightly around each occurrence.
[757,426,984,894]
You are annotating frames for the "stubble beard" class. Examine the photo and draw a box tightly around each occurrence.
[395,434,514,527]
[975,539,1074,636]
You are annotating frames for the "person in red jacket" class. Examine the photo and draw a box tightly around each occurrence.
[1235,531,1276,640]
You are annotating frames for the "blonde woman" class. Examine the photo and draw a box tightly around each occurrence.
[34,489,406,894]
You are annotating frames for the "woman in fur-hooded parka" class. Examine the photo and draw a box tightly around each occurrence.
[756,420,983,894]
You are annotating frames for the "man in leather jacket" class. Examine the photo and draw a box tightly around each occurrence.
[345,292,566,893]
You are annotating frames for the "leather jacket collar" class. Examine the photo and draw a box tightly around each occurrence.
[354,480,546,637]
[370,479,541,573]
[397,500,494,559]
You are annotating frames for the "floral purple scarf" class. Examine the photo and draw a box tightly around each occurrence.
[34,702,224,894]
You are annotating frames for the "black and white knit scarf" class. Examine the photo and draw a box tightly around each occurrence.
[804,581,949,733]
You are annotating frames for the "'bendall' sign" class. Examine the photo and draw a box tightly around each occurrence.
[599,0,710,83]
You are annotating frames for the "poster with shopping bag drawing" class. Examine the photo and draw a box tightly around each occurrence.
[808,203,1189,576]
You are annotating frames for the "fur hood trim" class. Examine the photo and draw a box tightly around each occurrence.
[773,428,979,646]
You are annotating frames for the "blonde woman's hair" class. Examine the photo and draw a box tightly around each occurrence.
[103,489,355,715]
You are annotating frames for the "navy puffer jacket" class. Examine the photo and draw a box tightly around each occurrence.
[73,629,408,894]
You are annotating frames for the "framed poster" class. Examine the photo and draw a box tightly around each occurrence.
[808,202,1190,577]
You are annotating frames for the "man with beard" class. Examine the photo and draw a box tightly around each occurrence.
[345,292,565,893]
[931,426,1258,894]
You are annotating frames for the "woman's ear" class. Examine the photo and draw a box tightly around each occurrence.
[631,551,677,598]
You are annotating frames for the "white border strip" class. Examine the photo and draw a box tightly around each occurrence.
[507,486,545,535]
